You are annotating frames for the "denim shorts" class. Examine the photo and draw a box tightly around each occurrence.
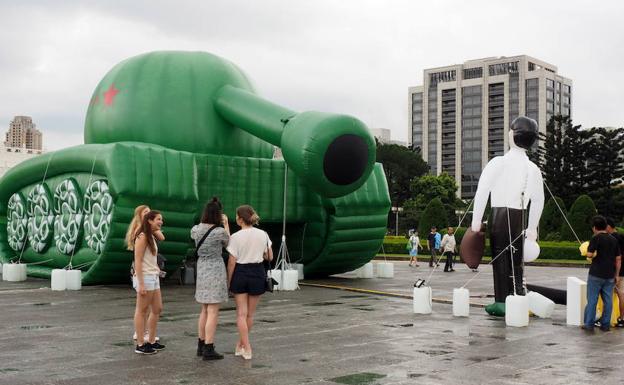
[132,274,160,292]
[230,263,266,295]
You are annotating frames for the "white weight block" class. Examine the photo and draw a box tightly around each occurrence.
[4,263,26,282]
[566,277,587,326]
[19,264,27,281]
[51,269,67,291]
[271,269,299,291]
[292,263,304,280]
[65,270,82,290]
[527,291,555,318]
[505,295,529,327]
[356,263,374,279]
[452,288,470,317]
[376,262,394,278]
[413,286,432,314]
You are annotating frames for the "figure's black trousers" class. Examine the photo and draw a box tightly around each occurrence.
[490,207,525,302]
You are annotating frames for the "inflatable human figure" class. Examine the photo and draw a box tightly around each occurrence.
[470,116,545,316]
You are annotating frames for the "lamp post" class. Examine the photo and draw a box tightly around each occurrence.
[391,206,403,236]
[455,209,465,226]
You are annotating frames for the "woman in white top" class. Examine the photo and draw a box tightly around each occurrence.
[132,210,165,355]
[226,205,273,360]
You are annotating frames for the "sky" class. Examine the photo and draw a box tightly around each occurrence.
[1,0,623,151]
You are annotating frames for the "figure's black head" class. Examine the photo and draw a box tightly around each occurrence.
[510,116,538,149]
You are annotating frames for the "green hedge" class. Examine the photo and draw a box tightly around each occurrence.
[380,236,583,260]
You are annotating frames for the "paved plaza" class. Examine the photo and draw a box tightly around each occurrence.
[1,262,623,385]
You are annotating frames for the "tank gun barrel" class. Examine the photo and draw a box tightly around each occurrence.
[215,85,375,198]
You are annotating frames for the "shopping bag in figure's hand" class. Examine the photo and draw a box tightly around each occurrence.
[405,240,412,251]
[460,224,486,269]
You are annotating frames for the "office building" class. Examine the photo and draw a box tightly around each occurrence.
[5,116,43,151]
[408,55,572,199]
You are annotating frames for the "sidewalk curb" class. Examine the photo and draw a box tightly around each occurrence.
[299,282,486,308]
[373,256,588,268]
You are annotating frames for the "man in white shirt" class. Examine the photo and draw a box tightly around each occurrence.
[441,227,457,272]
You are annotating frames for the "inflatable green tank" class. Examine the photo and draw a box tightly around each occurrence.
[0,51,390,284]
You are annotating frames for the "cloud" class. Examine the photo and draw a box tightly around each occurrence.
[0,0,623,151]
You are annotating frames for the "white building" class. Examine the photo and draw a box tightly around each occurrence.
[408,55,572,198]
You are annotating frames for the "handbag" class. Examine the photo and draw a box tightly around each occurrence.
[263,260,277,293]
[262,236,277,292]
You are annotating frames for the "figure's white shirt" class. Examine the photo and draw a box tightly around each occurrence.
[471,147,544,237]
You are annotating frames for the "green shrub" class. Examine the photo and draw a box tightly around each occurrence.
[381,235,583,261]
[560,195,596,242]
[540,197,566,235]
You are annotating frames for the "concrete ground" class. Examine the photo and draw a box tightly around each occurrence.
[1,261,623,385]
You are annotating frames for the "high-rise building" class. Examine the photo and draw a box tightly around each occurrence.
[5,116,43,151]
[408,55,572,199]
[370,128,408,147]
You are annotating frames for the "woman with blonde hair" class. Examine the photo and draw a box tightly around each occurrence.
[126,205,164,342]
[133,210,166,354]
[227,205,273,360]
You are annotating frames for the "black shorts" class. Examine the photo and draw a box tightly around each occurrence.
[230,263,266,295]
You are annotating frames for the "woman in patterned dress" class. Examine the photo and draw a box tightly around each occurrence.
[192,197,230,360]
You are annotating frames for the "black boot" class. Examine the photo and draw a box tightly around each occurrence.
[202,343,224,360]
[197,339,205,357]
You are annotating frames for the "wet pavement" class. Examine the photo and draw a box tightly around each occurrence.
[1,261,622,385]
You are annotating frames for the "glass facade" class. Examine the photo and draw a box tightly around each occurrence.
[488,83,505,159]
[509,73,519,123]
[546,78,555,122]
[562,84,571,117]
[463,67,482,79]
[525,78,539,122]
[411,92,423,151]
[461,85,482,199]
[441,89,456,176]
[427,86,438,173]
[488,61,519,76]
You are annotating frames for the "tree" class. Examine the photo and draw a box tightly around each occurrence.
[539,197,566,240]
[539,115,588,207]
[560,194,596,242]
[406,173,465,226]
[584,127,624,218]
[376,142,429,207]
[418,198,448,237]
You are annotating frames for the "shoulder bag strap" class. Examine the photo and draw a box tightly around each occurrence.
[195,226,217,255]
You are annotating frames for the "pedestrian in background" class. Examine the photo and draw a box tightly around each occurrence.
[428,226,441,267]
[441,227,457,272]
[408,230,422,267]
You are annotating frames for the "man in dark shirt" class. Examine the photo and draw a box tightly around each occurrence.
[427,227,440,267]
[606,217,624,327]
[584,215,622,331]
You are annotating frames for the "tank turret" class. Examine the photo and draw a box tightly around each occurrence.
[85,51,375,197]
